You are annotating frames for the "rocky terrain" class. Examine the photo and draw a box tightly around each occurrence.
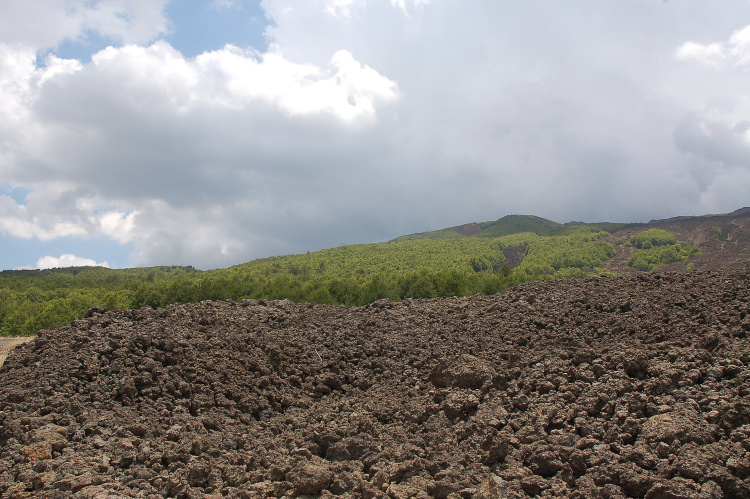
[604,208,750,274]
[1,269,749,498]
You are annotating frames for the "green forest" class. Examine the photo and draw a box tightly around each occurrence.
[0,218,700,336]
[619,228,702,271]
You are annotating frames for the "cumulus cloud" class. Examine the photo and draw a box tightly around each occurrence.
[98,211,137,244]
[0,183,138,244]
[0,7,399,268]
[676,24,750,70]
[0,0,169,49]
[36,254,109,270]
[675,41,726,67]
[2,1,750,269]
[194,45,398,118]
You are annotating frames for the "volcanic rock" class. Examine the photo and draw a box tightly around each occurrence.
[1,269,750,497]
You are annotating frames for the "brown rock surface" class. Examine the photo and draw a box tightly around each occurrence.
[1,269,750,497]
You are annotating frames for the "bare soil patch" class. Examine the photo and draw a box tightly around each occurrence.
[1,270,749,497]
[501,245,527,269]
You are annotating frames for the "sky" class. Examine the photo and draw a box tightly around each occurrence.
[1,1,750,271]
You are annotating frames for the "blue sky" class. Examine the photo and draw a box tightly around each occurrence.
[1,1,750,270]
[49,0,269,61]
[163,0,269,57]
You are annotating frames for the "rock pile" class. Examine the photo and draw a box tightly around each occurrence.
[1,270,749,498]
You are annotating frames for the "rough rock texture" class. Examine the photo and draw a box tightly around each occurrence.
[1,269,749,498]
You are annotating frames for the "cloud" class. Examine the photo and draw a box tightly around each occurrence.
[675,41,726,67]
[673,24,750,204]
[212,0,238,9]
[0,183,137,243]
[676,24,750,70]
[0,0,169,49]
[3,1,750,269]
[0,26,398,267]
[698,168,750,213]
[390,0,430,14]
[323,0,360,20]
[194,45,398,118]
[31,41,396,126]
[673,110,750,167]
[35,254,110,270]
[98,211,137,244]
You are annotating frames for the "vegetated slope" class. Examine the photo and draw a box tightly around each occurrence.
[231,237,507,277]
[1,209,747,337]
[392,215,643,242]
[1,269,749,498]
[604,208,750,274]
[0,227,616,336]
[391,215,565,241]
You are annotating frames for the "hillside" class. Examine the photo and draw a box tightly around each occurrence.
[603,208,750,274]
[393,215,643,242]
[1,208,749,336]
[1,269,748,497]
[391,215,565,241]
[391,209,750,275]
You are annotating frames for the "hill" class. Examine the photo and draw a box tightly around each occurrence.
[1,208,749,336]
[1,269,748,497]
[391,215,564,241]
[392,214,642,241]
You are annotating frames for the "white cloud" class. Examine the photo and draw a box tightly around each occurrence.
[0,196,87,241]
[193,45,398,119]
[729,25,750,68]
[676,24,750,70]
[0,44,41,128]
[36,254,109,269]
[0,0,169,49]
[675,41,726,67]
[0,216,79,241]
[0,184,138,243]
[3,1,750,270]
[38,55,84,85]
[28,40,397,122]
[98,211,137,244]
[324,0,360,20]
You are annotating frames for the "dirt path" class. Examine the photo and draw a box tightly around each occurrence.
[0,337,34,366]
